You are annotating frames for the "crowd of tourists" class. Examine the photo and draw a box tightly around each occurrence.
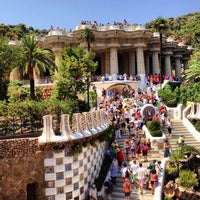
[91,72,177,84]
[89,80,174,199]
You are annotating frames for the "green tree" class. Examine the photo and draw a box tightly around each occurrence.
[0,37,23,100]
[81,27,95,51]
[20,34,57,99]
[151,17,169,78]
[80,28,95,108]
[182,50,200,85]
[54,45,97,103]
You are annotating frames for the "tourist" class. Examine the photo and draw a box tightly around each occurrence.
[89,184,98,200]
[146,166,151,189]
[104,179,113,200]
[124,139,131,160]
[163,139,170,158]
[109,162,118,186]
[135,139,142,162]
[147,138,151,156]
[150,169,158,195]
[116,147,125,167]
[120,163,129,181]
[178,135,185,146]
[166,118,173,137]
[123,178,131,200]
[129,158,139,188]
[114,120,121,139]
[142,141,148,162]
[136,162,146,194]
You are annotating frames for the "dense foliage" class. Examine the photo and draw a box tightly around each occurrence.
[53,45,97,103]
[146,119,162,137]
[0,99,89,136]
[0,23,48,39]
[146,12,200,49]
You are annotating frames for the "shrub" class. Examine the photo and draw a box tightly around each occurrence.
[189,119,200,132]
[158,84,177,107]
[179,170,199,188]
[146,119,162,137]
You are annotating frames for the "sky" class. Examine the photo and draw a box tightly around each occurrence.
[0,0,199,31]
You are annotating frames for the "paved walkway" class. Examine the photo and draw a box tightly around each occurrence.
[106,129,164,200]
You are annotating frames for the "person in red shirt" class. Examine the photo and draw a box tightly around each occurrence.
[123,178,131,200]
[116,147,125,167]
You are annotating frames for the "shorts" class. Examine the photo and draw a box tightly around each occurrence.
[132,174,137,182]
[142,150,148,156]
[125,192,130,197]
[168,127,172,134]
[138,179,144,186]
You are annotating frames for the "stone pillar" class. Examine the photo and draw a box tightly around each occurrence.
[129,51,136,75]
[164,54,172,76]
[105,51,110,74]
[136,46,146,90]
[136,47,145,74]
[174,55,182,79]
[152,51,160,75]
[110,47,118,75]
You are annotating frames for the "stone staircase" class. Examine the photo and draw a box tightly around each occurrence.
[106,119,200,200]
[162,119,200,151]
[110,130,159,200]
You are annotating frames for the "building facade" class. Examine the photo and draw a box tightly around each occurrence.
[43,23,192,81]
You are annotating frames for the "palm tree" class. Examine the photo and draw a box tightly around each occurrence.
[21,34,57,99]
[152,17,169,82]
[81,27,95,51]
[80,28,95,109]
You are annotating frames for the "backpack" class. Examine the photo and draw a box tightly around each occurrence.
[125,169,130,178]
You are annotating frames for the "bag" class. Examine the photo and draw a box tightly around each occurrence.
[154,181,158,187]
[125,169,130,178]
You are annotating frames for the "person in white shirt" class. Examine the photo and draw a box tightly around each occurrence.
[89,184,98,200]
[130,159,139,187]
[120,163,129,181]
[136,162,146,194]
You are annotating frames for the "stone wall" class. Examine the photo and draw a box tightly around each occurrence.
[0,109,110,200]
[0,138,38,159]
[0,148,45,200]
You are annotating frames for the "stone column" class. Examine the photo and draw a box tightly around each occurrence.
[110,47,118,75]
[174,55,182,79]
[164,54,172,76]
[152,51,160,75]
[136,46,146,90]
[129,51,136,75]
[136,47,145,74]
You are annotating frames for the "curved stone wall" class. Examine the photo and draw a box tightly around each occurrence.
[0,109,110,200]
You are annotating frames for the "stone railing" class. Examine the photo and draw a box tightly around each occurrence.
[0,109,110,200]
[38,108,109,144]
[166,104,183,120]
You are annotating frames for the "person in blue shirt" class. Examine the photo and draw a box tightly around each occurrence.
[109,162,118,186]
